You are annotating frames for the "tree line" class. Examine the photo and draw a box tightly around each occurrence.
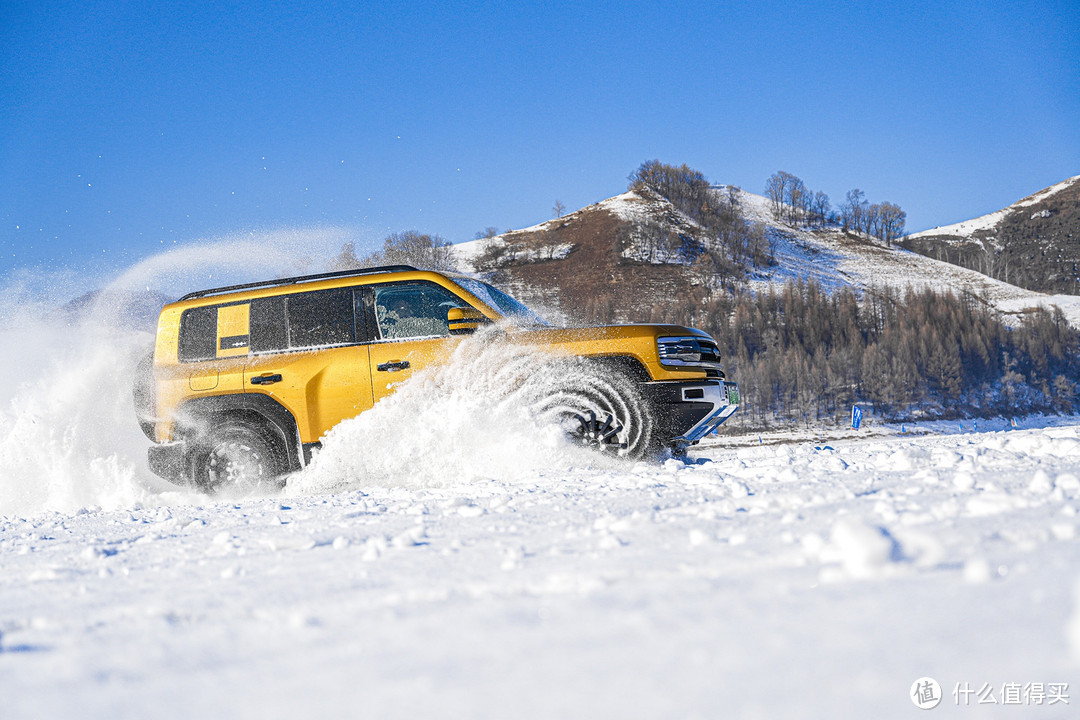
[634,279,1078,428]
[765,171,907,245]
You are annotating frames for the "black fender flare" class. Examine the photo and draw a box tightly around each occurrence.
[174,393,304,472]
[589,354,651,383]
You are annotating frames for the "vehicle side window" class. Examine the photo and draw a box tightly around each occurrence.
[178,306,218,362]
[249,296,287,353]
[286,288,355,348]
[373,282,466,340]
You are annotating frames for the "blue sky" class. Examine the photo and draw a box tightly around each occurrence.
[2,1,1078,287]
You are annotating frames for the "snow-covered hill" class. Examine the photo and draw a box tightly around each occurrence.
[908,175,1080,243]
[455,185,1080,327]
[902,176,1080,295]
[453,189,688,270]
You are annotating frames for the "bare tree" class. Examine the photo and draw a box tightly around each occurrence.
[787,175,808,225]
[765,171,798,222]
[877,202,906,246]
[367,230,457,271]
[863,203,881,240]
[812,191,831,227]
[330,241,362,270]
[553,200,566,218]
[842,189,866,234]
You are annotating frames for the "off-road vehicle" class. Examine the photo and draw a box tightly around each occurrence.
[134,265,739,492]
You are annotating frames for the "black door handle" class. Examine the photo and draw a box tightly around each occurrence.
[376,361,410,373]
[250,373,283,385]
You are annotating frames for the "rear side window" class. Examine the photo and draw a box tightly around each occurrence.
[178,306,218,362]
[249,291,359,352]
[287,288,355,348]
[250,296,287,353]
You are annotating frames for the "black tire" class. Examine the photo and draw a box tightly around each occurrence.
[132,349,157,441]
[190,421,286,494]
[529,361,657,459]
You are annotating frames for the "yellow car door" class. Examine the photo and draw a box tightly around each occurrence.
[364,280,471,404]
[243,287,374,444]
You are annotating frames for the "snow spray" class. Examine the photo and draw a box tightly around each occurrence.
[0,228,351,516]
[287,330,623,496]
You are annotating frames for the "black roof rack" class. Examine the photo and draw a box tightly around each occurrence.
[178,265,421,302]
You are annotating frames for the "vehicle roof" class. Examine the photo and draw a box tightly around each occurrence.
[165,265,479,311]
[176,265,420,302]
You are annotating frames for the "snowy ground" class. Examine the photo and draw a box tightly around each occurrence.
[3,403,1080,717]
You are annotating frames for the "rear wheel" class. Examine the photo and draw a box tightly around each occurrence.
[190,422,285,494]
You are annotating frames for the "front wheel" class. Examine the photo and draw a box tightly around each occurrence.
[190,422,285,494]
[529,362,657,459]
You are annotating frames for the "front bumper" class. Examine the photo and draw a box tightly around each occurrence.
[643,379,739,451]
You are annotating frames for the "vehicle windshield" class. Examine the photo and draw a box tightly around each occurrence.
[453,278,548,327]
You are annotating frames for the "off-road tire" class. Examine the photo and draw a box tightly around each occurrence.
[190,421,286,494]
[132,349,156,441]
[529,361,657,459]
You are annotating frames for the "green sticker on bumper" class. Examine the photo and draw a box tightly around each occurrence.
[726,384,740,405]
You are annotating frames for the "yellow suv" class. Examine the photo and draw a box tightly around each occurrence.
[134,265,739,491]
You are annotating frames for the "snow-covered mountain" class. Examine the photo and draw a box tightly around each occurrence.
[902,176,1080,295]
[908,176,1080,243]
[454,184,1080,326]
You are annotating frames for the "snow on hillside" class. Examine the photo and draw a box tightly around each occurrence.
[452,190,677,272]
[724,185,1080,327]
[907,175,1080,242]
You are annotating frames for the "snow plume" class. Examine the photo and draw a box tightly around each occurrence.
[0,228,356,517]
[287,329,622,495]
[107,227,350,294]
[0,311,168,516]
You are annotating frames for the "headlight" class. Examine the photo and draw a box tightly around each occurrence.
[657,336,723,370]
[658,337,704,363]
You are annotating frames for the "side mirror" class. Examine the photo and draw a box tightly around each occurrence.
[447,307,491,335]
